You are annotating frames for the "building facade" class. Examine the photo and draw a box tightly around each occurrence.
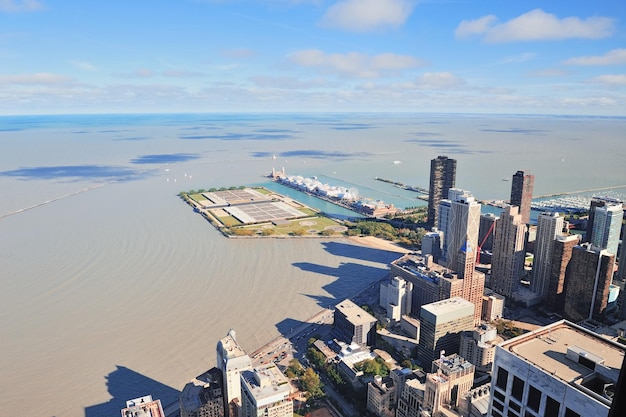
[379,276,412,323]
[510,170,534,225]
[216,330,252,417]
[240,364,293,417]
[488,320,625,417]
[490,205,527,297]
[531,212,564,297]
[460,324,500,373]
[589,202,623,256]
[427,155,456,228]
[417,297,475,366]
[180,367,225,417]
[546,234,580,313]
[445,191,483,324]
[563,244,615,323]
[333,299,377,346]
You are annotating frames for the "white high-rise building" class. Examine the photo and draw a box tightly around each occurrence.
[379,276,412,322]
[217,329,252,417]
[488,320,624,417]
[240,364,293,417]
[490,205,527,297]
[531,212,563,297]
[590,203,623,256]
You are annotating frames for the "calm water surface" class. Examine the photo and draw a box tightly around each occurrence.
[0,113,625,416]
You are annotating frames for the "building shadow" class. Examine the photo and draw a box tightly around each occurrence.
[321,241,405,264]
[292,261,388,308]
[84,365,180,417]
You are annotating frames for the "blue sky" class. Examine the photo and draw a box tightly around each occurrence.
[1,0,625,115]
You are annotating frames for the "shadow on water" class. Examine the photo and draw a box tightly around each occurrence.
[321,241,404,264]
[84,365,180,417]
[0,165,138,180]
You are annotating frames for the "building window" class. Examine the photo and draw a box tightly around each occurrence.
[509,401,521,413]
[507,411,519,417]
[494,390,505,402]
[526,385,541,412]
[493,411,503,417]
[511,376,524,401]
[564,408,581,417]
[493,399,504,412]
[545,396,560,416]
[496,367,509,390]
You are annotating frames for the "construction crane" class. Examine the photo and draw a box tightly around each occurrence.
[476,221,495,264]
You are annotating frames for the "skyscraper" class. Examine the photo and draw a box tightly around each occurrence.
[417,297,475,366]
[563,244,615,323]
[589,202,623,255]
[240,364,293,417]
[585,197,620,242]
[445,191,483,324]
[531,212,563,297]
[490,205,527,297]
[217,329,252,417]
[510,170,534,224]
[546,234,580,313]
[427,156,456,228]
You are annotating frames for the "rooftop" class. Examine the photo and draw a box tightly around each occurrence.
[218,331,248,359]
[241,363,291,399]
[422,297,474,316]
[500,320,625,403]
[335,299,376,326]
[391,252,459,283]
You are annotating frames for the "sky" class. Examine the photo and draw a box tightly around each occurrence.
[0,0,625,115]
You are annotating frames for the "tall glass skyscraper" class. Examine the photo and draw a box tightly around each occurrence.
[427,155,456,228]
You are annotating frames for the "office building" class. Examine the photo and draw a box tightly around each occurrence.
[585,197,622,243]
[445,191,483,324]
[240,364,293,417]
[510,170,534,224]
[460,324,501,373]
[333,298,377,346]
[417,297,475,366]
[367,375,396,417]
[427,155,456,228]
[121,395,165,417]
[437,199,452,262]
[531,212,564,297]
[421,229,443,262]
[396,370,428,417]
[618,222,626,283]
[563,244,615,323]
[478,212,498,254]
[482,288,505,322]
[428,353,475,413]
[490,205,527,297]
[546,234,580,312]
[379,276,412,322]
[180,368,225,417]
[488,320,625,417]
[458,383,491,417]
[216,330,252,417]
[589,202,623,256]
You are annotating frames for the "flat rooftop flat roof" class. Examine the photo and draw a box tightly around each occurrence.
[336,299,376,325]
[501,320,625,385]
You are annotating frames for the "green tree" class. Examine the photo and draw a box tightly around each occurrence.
[307,347,326,368]
[287,359,304,377]
[301,368,323,398]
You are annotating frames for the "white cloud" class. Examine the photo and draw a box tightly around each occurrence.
[112,69,156,78]
[456,9,615,43]
[414,72,465,90]
[526,68,569,78]
[70,60,97,71]
[162,69,204,78]
[289,49,423,78]
[0,0,43,12]
[249,75,332,89]
[589,74,626,86]
[497,52,536,65]
[321,0,414,32]
[563,49,626,66]
[455,15,497,38]
[0,72,71,85]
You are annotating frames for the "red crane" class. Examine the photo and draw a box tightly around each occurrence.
[476,221,495,264]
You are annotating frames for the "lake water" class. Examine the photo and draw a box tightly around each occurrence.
[1,113,625,416]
